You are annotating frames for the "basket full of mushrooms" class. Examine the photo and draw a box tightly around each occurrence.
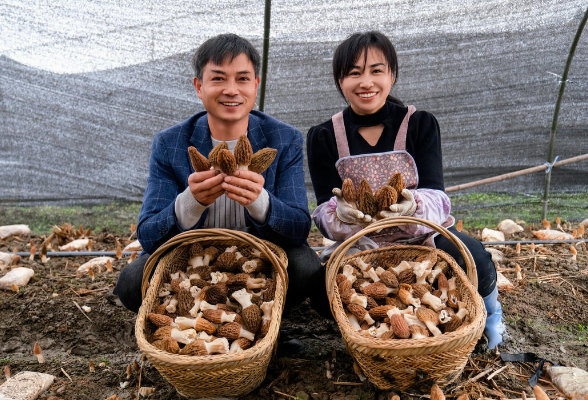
[135,228,287,399]
[326,217,486,391]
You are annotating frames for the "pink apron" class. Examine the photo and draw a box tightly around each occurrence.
[332,105,431,246]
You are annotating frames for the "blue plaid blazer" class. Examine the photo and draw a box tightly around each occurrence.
[137,110,311,254]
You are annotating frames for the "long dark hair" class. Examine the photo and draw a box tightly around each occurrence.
[332,31,403,106]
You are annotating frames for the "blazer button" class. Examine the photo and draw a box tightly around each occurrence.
[274,225,281,232]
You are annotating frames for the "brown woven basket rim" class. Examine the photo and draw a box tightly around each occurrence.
[135,229,288,367]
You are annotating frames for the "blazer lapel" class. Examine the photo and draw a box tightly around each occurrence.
[189,113,213,156]
[246,113,267,152]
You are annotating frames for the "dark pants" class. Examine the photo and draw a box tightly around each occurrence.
[434,227,496,298]
[113,244,331,317]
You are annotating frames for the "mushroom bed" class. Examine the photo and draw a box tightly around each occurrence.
[0,223,587,399]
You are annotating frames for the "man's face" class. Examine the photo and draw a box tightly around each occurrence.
[194,53,260,127]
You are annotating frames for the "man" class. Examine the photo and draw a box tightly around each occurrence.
[113,34,329,334]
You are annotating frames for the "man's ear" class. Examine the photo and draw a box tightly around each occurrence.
[194,77,203,99]
[255,75,260,94]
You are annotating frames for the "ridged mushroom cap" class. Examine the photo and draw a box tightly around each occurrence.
[189,242,204,258]
[214,252,240,272]
[204,283,228,305]
[430,384,445,400]
[366,295,379,310]
[216,322,242,341]
[386,172,405,195]
[153,326,174,341]
[218,149,237,175]
[379,270,399,289]
[204,246,221,264]
[188,146,211,172]
[226,273,250,292]
[249,148,278,174]
[241,304,262,333]
[346,303,369,320]
[190,277,211,288]
[338,279,352,293]
[362,282,389,299]
[398,269,416,284]
[179,339,208,356]
[234,135,253,167]
[342,178,357,203]
[177,288,195,316]
[411,283,430,299]
[152,337,180,354]
[195,316,217,335]
[147,312,173,327]
[192,265,212,280]
[358,188,378,216]
[437,272,449,290]
[368,305,394,320]
[262,279,276,302]
[169,278,182,294]
[416,307,439,325]
[385,297,406,309]
[375,185,398,211]
[389,313,410,339]
[232,337,253,351]
[208,142,229,166]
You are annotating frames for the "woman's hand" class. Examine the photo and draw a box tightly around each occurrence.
[380,189,417,217]
[333,188,372,225]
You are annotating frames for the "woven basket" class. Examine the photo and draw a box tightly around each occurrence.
[326,217,486,391]
[135,229,288,399]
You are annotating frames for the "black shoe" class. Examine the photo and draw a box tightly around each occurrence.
[276,333,304,357]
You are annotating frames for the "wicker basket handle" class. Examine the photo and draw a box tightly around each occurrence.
[141,228,288,298]
[325,216,478,300]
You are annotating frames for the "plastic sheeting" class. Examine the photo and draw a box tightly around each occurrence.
[1,0,587,204]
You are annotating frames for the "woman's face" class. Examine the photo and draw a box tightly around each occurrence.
[339,47,394,115]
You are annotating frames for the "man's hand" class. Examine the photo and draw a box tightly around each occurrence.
[333,188,372,225]
[222,170,265,206]
[188,169,225,205]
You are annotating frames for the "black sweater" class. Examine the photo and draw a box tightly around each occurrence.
[307,101,445,205]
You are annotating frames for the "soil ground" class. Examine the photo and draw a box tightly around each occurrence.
[1,221,587,400]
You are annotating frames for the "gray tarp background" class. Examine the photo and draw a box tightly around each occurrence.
[1,0,587,205]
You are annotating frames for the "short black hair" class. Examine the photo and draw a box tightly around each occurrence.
[332,31,402,105]
[192,34,261,80]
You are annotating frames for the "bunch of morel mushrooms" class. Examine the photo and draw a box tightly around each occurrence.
[344,173,407,220]
[146,243,278,356]
[336,250,470,340]
[188,136,277,175]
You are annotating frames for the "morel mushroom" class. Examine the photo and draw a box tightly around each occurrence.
[259,300,274,337]
[357,180,377,216]
[411,284,444,312]
[218,149,237,175]
[362,282,397,299]
[227,273,266,292]
[188,146,211,172]
[188,243,205,268]
[416,307,442,336]
[179,337,229,356]
[437,272,449,302]
[174,316,216,335]
[202,309,240,325]
[446,277,460,309]
[148,312,174,327]
[170,327,199,345]
[375,185,398,212]
[208,142,229,171]
[232,288,262,333]
[386,172,405,195]
[249,148,277,174]
[398,284,422,308]
[152,337,180,354]
[216,321,255,341]
[443,302,469,332]
[387,307,410,339]
[409,324,430,339]
[347,303,375,325]
[241,258,265,273]
[179,338,229,356]
[234,135,253,170]
[229,337,253,353]
[204,283,229,305]
[342,178,357,204]
[427,260,448,284]
[340,289,368,308]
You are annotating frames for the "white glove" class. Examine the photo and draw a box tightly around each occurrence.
[380,189,417,218]
[333,188,372,225]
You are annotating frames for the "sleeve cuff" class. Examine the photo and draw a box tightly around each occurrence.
[175,187,210,231]
[245,188,270,224]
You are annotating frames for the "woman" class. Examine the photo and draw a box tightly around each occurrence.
[307,31,503,349]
